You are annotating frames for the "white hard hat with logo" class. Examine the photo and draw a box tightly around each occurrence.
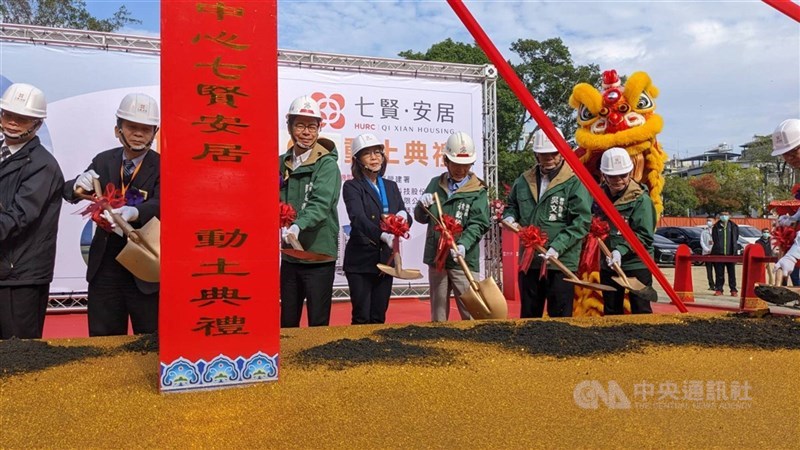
[0,83,47,118]
[116,93,159,126]
[444,131,477,164]
[600,147,634,176]
[287,95,322,120]
[352,133,384,157]
[532,127,564,153]
[772,119,800,156]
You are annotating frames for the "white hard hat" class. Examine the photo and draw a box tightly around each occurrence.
[116,93,159,126]
[771,119,800,156]
[286,95,322,120]
[0,83,47,118]
[352,133,384,157]
[600,147,634,176]
[532,127,564,153]
[444,131,477,164]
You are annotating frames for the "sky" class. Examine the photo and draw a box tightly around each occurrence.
[85,0,799,159]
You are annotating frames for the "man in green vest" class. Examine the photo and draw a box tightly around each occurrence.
[414,132,490,322]
[279,95,341,327]
[502,128,591,318]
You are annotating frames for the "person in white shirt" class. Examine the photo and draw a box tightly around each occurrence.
[700,219,715,290]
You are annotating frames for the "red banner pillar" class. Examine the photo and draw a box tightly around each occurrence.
[673,245,694,303]
[159,1,279,393]
[740,244,769,311]
[501,227,520,302]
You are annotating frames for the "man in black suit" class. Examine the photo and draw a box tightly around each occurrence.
[63,93,160,336]
[342,133,412,324]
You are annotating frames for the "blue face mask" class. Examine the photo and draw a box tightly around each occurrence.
[762,233,770,239]
[720,215,729,222]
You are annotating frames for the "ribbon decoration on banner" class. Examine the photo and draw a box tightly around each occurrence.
[434,214,463,271]
[580,217,611,274]
[381,213,411,266]
[518,225,548,274]
[279,202,297,228]
[79,183,126,232]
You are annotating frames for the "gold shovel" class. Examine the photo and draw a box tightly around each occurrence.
[421,193,507,320]
[501,221,616,292]
[76,179,160,282]
[755,268,800,306]
[377,240,423,280]
[595,238,658,302]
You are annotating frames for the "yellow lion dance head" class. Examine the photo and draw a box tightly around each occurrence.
[569,69,667,217]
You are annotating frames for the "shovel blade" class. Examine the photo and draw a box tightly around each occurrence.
[115,218,160,282]
[459,286,494,320]
[376,263,423,280]
[475,276,508,319]
[754,284,800,305]
[611,275,647,292]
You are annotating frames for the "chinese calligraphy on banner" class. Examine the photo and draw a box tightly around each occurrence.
[160,1,280,393]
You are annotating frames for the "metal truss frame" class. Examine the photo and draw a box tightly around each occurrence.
[0,25,501,307]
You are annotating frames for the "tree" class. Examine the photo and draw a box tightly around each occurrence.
[509,38,601,151]
[400,38,601,192]
[662,176,699,216]
[739,134,793,212]
[703,160,763,216]
[0,0,140,32]
[689,173,729,214]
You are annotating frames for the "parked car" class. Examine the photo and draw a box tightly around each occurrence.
[653,234,679,265]
[655,226,704,263]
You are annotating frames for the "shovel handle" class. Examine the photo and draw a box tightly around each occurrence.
[286,233,304,251]
[596,238,631,286]
[500,221,579,281]
[420,199,481,293]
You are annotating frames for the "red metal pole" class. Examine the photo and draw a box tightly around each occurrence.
[447,0,688,312]
[762,0,800,22]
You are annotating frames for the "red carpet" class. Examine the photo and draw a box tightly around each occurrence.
[42,297,717,339]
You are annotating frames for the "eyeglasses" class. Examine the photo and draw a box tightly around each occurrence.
[293,123,319,133]
[0,111,36,125]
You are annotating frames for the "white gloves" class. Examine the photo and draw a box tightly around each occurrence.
[777,210,800,227]
[502,216,517,227]
[541,247,559,261]
[775,255,796,278]
[74,169,99,192]
[606,250,622,267]
[450,244,466,260]
[108,206,139,223]
[419,193,435,208]
[396,210,409,223]
[380,232,395,248]
[282,224,300,244]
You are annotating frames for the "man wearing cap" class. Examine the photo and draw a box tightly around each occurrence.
[502,128,591,318]
[711,211,739,297]
[279,95,341,327]
[770,119,800,283]
[343,133,412,324]
[414,131,489,322]
[63,93,161,336]
[0,83,64,339]
[595,147,656,315]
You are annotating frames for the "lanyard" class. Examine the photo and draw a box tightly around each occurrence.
[119,160,143,196]
[367,178,389,214]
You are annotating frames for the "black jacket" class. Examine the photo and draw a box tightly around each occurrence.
[0,136,65,285]
[756,237,774,257]
[63,147,160,294]
[342,177,411,274]
[711,220,739,256]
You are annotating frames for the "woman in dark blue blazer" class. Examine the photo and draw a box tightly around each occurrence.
[342,133,412,324]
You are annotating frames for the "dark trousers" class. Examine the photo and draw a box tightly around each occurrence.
[600,268,653,315]
[0,285,49,339]
[280,261,334,327]
[88,256,158,337]
[519,269,575,318]
[346,271,393,324]
[705,262,715,289]
[714,262,737,292]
